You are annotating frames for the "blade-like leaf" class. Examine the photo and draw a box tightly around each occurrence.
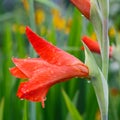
[62,89,83,120]
[83,42,108,120]
[35,0,60,10]
[0,98,4,120]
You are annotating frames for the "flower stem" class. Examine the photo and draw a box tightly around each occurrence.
[101,18,109,80]
[102,114,108,120]
[28,0,36,32]
[97,0,109,80]
[23,101,28,120]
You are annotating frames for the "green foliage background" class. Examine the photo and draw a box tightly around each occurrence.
[0,0,120,120]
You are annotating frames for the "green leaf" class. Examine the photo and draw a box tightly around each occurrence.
[0,98,4,120]
[62,89,83,120]
[68,8,82,48]
[35,0,60,10]
[0,12,13,22]
[90,0,109,80]
[83,42,108,120]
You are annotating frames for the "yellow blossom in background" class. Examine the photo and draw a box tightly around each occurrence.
[51,9,61,17]
[22,0,29,12]
[95,111,101,120]
[12,24,18,33]
[53,15,66,31]
[35,9,45,25]
[40,25,47,35]
[65,18,72,34]
[19,25,26,34]
[65,26,70,34]
[12,24,25,34]
[51,9,66,31]
[91,32,97,41]
[109,27,116,37]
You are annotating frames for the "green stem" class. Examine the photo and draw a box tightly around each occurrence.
[23,101,28,120]
[97,0,109,80]
[28,0,37,57]
[101,18,109,80]
[91,75,108,120]
[99,1,109,120]
[102,114,108,120]
[90,1,109,120]
[110,0,120,5]
[28,0,36,32]
[27,0,37,120]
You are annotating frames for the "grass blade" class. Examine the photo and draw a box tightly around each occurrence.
[62,89,83,120]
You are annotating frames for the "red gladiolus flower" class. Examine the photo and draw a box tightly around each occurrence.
[10,26,89,108]
[81,36,113,57]
[70,0,90,19]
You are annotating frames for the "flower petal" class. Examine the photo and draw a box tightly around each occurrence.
[82,36,100,53]
[70,0,90,19]
[82,36,113,57]
[9,67,27,79]
[26,26,83,66]
[17,82,49,108]
[17,63,88,107]
[12,57,51,78]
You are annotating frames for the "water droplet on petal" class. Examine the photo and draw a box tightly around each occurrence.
[44,97,47,101]
[20,98,24,100]
[41,97,47,108]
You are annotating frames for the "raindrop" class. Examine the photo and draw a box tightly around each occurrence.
[81,14,84,17]
[43,97,47,101]
[21,88,26,92]
[20,98,24,100]
[87,80,91,84]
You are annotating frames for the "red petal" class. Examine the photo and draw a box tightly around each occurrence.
[82,36,101,53]
[17,82,49,108]
[16,62,88,107]
[109,46,113,57]
[9,67,27,79]
[12,58,52,78]
[82,36,113,57]
[70,0,90,19]
[26,26,83,66]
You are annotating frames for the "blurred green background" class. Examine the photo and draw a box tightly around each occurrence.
[0,0,120,120]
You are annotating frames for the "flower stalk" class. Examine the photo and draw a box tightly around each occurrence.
[90,0,109,80]
[90,1,110,119]
[27,0,37,120]
[89,0,110,119]
[83,43,108,120]
[70,0,110,120]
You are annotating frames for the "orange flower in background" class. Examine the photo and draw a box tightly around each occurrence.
[10,27,89,108]
[70,0,90,19]
[81,36,113,57]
